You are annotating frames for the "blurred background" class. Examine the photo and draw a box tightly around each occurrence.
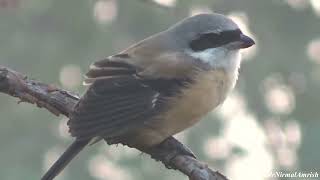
[0,0,320,179]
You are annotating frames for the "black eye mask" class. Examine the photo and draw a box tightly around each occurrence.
[189,29,242,52]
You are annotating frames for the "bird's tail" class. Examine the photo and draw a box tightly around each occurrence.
[41,139,90,180]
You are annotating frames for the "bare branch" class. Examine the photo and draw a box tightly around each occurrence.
[0,65,228,180]
[0,66,79,116]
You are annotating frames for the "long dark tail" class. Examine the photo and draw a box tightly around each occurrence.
[41,139,90,180]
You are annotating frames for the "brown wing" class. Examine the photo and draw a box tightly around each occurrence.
[68,55,189,141]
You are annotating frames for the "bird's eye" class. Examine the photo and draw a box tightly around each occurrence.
[221,29,242,43]
[189,29,242,52]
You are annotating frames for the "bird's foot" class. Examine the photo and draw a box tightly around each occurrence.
[146,136,196,169]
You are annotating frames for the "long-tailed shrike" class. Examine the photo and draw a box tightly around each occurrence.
[42,13,255,180]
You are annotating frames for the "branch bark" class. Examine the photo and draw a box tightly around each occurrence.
[0,65,228,180]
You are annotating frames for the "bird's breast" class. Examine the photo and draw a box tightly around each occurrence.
[139,68,237,146]
[132,68,237,147]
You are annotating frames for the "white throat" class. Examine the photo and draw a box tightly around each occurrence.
[186,47,241,72]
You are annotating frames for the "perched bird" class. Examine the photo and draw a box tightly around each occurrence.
[42,13,255,180]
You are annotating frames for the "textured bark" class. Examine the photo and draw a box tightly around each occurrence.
[0,65,228,180]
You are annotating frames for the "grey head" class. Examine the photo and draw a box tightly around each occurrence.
[166,13,255,51]
[163,13,255,70]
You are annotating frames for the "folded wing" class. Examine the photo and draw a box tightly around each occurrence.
[68,55,189,142]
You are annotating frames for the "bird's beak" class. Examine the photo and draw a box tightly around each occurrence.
[239,34,255,49]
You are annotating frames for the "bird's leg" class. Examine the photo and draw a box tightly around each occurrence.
[146,136,196,169]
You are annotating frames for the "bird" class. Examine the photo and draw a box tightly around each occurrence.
[41,13,255,180]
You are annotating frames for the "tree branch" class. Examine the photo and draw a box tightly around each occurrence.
[0,65,228,180]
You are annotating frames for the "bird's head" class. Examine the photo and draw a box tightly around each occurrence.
[167,13,255,70]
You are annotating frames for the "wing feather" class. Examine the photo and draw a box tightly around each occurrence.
[68,55,189,143]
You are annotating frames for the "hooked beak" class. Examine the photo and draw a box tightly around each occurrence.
[239,34,255,49]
